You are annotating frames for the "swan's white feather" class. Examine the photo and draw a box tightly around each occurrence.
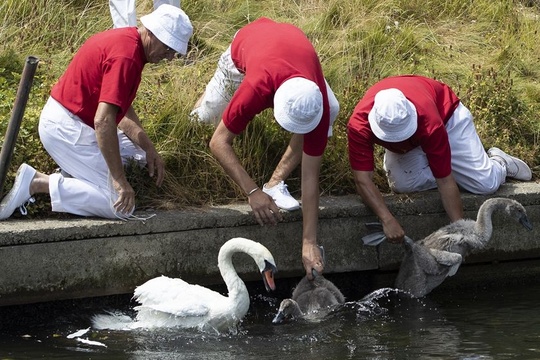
[133,276,222,317]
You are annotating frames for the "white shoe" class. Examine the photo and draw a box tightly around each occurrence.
[488,147,532,181]
[0,163,37,220]
[262,181,300,211]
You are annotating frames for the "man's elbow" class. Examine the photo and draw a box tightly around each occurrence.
[209,135,222,156]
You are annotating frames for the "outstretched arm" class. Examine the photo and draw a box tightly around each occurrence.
[301,153,324,280]
[352,169,404,243]
[209,121,282,225]
[435,174,463,222]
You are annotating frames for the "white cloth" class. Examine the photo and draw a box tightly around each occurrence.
[190,45,340,136]
[384,102,506,195]
[38,97,147,219]
[109,0,181,28]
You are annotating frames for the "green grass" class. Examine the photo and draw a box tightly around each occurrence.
[1,0,539,215]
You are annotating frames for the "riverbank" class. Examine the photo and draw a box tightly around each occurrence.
[0,182,539,306]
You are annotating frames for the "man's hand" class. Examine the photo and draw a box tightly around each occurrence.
[112,178,136,215]
[145,147,165,187]
[302,242,324,280]
[381,216,405,243]
[247,190,283,226]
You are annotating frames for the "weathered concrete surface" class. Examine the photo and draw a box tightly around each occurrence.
[0,182,539,306]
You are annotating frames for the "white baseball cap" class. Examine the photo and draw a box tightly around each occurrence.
[273,77,324,134]
[140,4,193,55]
[368,88,417,142]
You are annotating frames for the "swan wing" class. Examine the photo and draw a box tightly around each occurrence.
[134,301,210,318]
[395,252,430,297]
[133,276,227,316]
[427,249,462,276]
[410,242,460,276]
[421,231,464,250]
[361,232,386,246]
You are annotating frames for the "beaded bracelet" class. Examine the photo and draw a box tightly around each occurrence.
[247,187,259,196]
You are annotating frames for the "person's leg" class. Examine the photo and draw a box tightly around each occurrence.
[446,103,507,195]
[384,147,437,193]
[190,46,244,125]
[109,0,137,28]
[262,134,303,211]
[38,97,143,219]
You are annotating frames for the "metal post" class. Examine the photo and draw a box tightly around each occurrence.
[0,56,39,197]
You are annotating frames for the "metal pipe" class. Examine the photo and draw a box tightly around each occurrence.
[0,56,39,197]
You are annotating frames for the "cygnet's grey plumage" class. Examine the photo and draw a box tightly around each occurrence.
[418,197,532,256]
[272,275,345,323]
[394,236,463,298]
[395,197,532,297]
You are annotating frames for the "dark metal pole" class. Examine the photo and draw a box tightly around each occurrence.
[0,56,39,197]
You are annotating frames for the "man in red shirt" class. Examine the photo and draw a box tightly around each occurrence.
[192,18,340,279]
[348,75,531,243]
[0,5,193,220]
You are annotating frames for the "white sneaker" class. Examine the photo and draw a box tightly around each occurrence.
[262,181,300,211]
[488,147,532,181]
[0,163,37,220]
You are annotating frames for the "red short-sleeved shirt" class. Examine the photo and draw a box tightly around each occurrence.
[50,27,147,127]
[347,75,460,178]
[225,17,330,156]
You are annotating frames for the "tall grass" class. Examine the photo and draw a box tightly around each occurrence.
[1,0,539,214]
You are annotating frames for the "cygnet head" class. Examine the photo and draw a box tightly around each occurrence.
[505,200,533,231]
[272,298,303,324]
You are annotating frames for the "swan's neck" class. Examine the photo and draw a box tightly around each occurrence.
[474,199,504,243]
[217,241,251,305]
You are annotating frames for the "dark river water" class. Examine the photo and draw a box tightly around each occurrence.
[1,272,539,360]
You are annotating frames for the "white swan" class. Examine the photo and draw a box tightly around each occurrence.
[395,197,532,297]
[272,275,345,323]
[92,237,277,333]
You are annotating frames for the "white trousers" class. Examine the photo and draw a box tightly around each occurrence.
[384,102,506,195]
[190,46,340,136]
[109,0,180,28]
[38,97,146,219]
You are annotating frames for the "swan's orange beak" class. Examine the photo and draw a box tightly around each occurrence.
[262,260,277,292]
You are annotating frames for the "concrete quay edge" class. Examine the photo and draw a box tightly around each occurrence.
[0,182,538,306]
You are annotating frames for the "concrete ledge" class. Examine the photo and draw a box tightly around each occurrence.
[0,182,539,306]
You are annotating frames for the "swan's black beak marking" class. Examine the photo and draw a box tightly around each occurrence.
[272,310,286,324]
[520,215,533,231]
[262,260,277,292]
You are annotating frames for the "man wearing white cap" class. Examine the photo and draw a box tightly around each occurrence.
[0,5,193,220]
[348,75,532,243]
[193,18,340,279]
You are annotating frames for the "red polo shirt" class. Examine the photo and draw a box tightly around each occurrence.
[347,75,460,178]
[51,27,147,127]
[225,17,330,156]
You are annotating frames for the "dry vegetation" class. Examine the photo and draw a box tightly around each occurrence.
[1,0,539,215]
